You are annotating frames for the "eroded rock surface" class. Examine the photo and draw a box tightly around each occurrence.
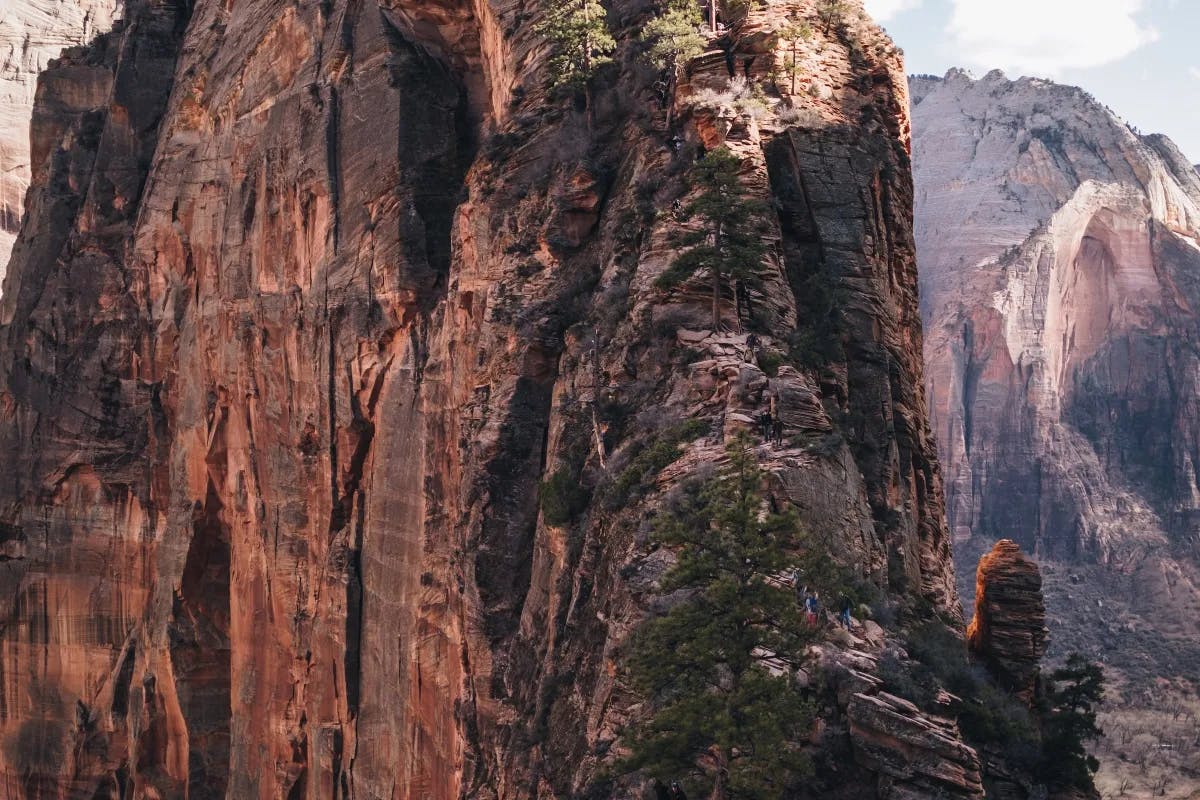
[0,0,960,796]
[966,539,1047,701]
[914,70,1200,561]
[848,689,985,800]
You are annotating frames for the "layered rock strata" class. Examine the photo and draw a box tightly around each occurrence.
[913,69,1200,560]
[0,0,959,796]
[0,0,119,277]
[966,539,1047,701]
[848,689,985,799]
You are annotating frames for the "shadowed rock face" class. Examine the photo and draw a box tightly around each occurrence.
[913,70,1200,561]
[0,0,958,795]
[967,539,1047,703]
[0,0,120,278]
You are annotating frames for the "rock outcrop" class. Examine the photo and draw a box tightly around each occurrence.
[0,0,119,278]
[848,690,985,799]
[913,69,1200,560]
[0,0,961,795]
[966,539,1047,701]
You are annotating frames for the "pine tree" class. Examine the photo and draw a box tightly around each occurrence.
[655,147,769,330]
[536,0,616,120]
[1040,654,1105,791]
[642,0,707,126]
[816,0,846,33]
[775,19,812,96]
[622,436,816,799]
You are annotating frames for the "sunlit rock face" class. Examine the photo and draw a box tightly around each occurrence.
[913,69,1200,560]
[967,539,1046,703]
[0,0,964,795]
[0,0,119,282]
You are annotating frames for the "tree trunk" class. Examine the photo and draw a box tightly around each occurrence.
[790,41,796,95]
[712,268,722,331]
[733,277,742,329]
[583,0,593,132]
[709,0,717,33]
[665,65,677,131]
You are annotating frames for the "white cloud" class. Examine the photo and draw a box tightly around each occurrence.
[1190,66,1200,82]
[863,0,923,22]
[946,0,1158,75]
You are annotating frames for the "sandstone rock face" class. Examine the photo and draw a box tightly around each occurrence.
[848,690,985,799]
[0,0,119,280]
[0,0,959,795]
[913,70,1200,560]
[966,539,1047,701]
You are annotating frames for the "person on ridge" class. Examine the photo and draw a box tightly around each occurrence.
[805,591,820,625]
[668,780,688,800]
[758,406,773,441]
[839,594,853,629]
[770,393,783,445]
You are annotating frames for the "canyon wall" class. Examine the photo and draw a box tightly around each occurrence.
[914,69,1200,561]
[0,0,120,278]
[0,0,961,796]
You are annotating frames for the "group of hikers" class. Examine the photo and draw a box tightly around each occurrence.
[756,400,785,447]
[798,585,854,630]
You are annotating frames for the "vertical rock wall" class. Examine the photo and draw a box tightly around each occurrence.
[0,0,956,796]
[914,70,1200,560]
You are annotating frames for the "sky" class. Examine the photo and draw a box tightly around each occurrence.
[862,0,1200,164]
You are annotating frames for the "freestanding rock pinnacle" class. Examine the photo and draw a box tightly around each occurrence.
[967,539,1048,703]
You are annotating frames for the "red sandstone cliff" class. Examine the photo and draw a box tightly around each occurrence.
[0,0,959,796]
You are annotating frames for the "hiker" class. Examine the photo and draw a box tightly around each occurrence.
[805,591,820,625]
[770,393,783,445]
[653,80,670,108]
[668,781,688,800]
[758,406,773,440]
[839,594,853,629]
[746,333,761,361]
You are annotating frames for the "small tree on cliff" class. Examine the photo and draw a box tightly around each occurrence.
[537,0,616,120]
[1039,654,1105,791]
[774,18,812,96]
[655,147,768,330]
[642,0,707,126]
[622,436,816,799]
[816,0,846,33]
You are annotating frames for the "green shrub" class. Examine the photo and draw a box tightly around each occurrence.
[604,419,709,507]
[757,350,784,376]
[540,468,592,526]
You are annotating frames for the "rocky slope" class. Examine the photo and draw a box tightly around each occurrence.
[0,0,119,279]
[0,0,973,796]
[914,69,1200,561]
